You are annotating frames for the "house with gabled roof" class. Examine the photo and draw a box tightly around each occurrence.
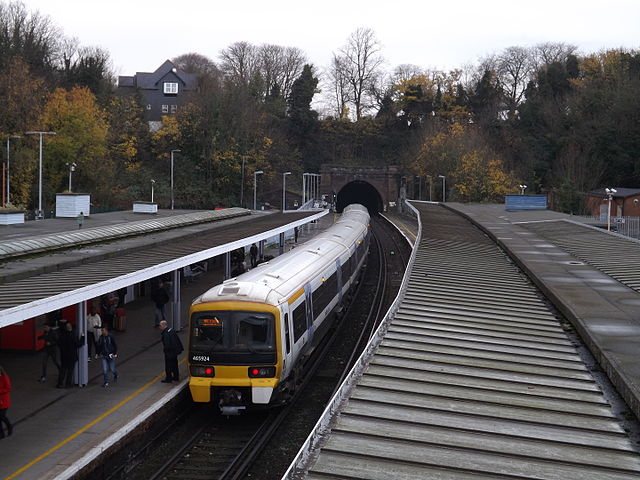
[586,187,640,219]
[117,59,199,131]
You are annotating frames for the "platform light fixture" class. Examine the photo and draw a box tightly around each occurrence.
[605,187,617,231]
[426,174,432,202]
[519,184,527,195]
[253,170,264,210]
[25,131,56,219]
[66,162,77,192]
[438,175,446,203]
[282,171,291,212]
[151,179,156,203]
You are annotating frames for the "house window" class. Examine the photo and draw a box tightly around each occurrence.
[164,82,178,94]
[170,104,177,113]
[162,104,169,113]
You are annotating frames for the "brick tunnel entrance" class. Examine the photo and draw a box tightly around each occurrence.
[335,180,384,214]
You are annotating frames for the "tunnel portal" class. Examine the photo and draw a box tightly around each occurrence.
[335,180,384,214]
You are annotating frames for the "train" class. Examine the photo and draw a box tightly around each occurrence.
[187,204,371,414]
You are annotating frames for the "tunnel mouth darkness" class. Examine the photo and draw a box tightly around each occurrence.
[335,180,384,215]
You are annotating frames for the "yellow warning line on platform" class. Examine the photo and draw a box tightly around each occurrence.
[5,358,187,480]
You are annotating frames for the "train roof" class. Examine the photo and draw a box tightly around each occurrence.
[193,205,370,307]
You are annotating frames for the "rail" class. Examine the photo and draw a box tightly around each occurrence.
[575,215,640,240]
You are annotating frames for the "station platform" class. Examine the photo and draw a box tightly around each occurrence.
[0,210,337,480]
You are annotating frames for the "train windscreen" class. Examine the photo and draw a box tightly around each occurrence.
[190,311,276,364]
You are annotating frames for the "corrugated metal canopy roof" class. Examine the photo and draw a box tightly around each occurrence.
[0,210,327,327]
[290,204,640,479]
[0,209,248,260]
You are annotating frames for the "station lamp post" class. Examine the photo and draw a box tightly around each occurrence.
[151,179,156,203]
[253,170,263,210]
[426,174,432,202]
[5,134,20,207]
[605,187,617,231]
[66,162,77,192]
[170,149,181,210]
[282,171,291,212]
[25,131,56,219]
[240,155,246,208]
[519,184,527,195]
[438,175,446,203]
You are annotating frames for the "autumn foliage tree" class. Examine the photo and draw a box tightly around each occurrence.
[37,86,111,205]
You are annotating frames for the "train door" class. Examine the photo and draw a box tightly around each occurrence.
[282,306,293,376]
[335,258,343,300]
[304,283,314,343]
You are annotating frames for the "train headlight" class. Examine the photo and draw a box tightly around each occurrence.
[248,366,276,378]
[190,366,215,377]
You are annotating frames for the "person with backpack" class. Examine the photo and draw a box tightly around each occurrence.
[96,326,118,388]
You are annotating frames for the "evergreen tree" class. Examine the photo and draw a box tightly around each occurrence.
[287,64,319,143]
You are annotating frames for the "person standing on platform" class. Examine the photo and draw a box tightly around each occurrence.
[86,305,102,361]
[0,366,13,438]
[159,320,183,383]
[151,281,169,327]
[250,243,258,268]
[38,324,60,382]
[57,322,83,388]
[101,292,117,330]
[97,326,118,387]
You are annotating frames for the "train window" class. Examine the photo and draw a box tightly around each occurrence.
[341,258,352,282]
[284,313,291,354]
[235,314,274,352]
[191,314,225,350]
[293,302,306,342]
[190,311,276,363]
[313,272,336,318]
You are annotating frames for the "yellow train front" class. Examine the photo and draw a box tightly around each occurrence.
[187,204,371,414]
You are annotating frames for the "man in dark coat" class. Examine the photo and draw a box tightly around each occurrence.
[151,281,170,327]
[57,322,83,388]
[38,324,60,382]
[159,320,183,383]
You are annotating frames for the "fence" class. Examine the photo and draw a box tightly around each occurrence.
[578,216,640,240]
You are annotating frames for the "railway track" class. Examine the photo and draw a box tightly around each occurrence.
[125,213,410,480]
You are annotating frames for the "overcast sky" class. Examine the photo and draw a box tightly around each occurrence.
[19,0,640,77]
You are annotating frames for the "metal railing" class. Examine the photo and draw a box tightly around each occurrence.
[576,215,640,239]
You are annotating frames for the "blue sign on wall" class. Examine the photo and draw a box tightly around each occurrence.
[505,195,548,211]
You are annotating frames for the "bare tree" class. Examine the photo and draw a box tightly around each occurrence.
[219,41,259,86]
[0,1,63,74]
[173,52,219,75]
[324,53,352,119]
[280,46,307,99]
[392,64,424,84]
[338,27,385,120]
[496,46,534,118]
[258,43,285,98]
[533,42,578,70]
